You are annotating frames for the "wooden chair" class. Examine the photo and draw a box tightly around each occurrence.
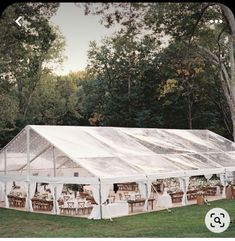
[135,194,141,200]
[15,198,22,207]
[86,202,93,214]
[63,196,70,202]
[59,205,65,215]
[67,201,76,215]
[170,192,183,203]
[77,201,85,215]
[8,196,14,207]
[124,194,131,200]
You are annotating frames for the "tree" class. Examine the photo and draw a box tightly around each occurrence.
[158,41,231,137]
[0,3,66,147]
[80,31,163,127]
[82,2,235,139]
[144,2,235,139]
[0,3,63,119]
[27,71,85,126]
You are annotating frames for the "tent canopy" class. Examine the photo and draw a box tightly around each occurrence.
[0,125,235,183]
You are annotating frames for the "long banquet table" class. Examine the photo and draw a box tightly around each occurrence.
[31,198,53,211]
[127,198,155,213]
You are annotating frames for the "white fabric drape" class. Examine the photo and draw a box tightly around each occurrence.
[17,180,28,206]
[219,173,227,198]
[90,184,100,204]
[204,174,213,181]
[138,182,146,199]
[27,182,36,211]
[144,181,152,211]
[5,181,13,208]
[0,181,4,202]
[51,183,64,214]
[138,181,151,211]
[90,183,111,219]
[101,184,111,204]
[90,184,101,218]
[179,177,189,206]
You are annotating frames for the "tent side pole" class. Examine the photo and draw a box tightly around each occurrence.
[52,146,58,215]
[4,149,6,176]
[145,181,149,211]
[99,179,102,219]
[26,127,31,211]
[53,146,56,177]
[4,149,7,208]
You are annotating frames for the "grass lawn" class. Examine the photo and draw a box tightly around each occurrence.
[0,199,235,237]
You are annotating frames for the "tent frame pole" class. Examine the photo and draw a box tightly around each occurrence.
[53,146,56,177]
[26,126,31,212]
[221,171,227,198]
[4,149,7,208]
[4,149,6,176]
[98,179,102,219]
[145,181,149,211]
[52,146,58,215]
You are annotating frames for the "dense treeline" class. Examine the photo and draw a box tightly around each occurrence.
[0,3,234,148]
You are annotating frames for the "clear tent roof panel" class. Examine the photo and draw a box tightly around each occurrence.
[0,151,4,172]
[74,156,143,178]
[165,153,222,170]
[81,126,156,156]
[208,131,235,152]
[32,126,134,158]
[118,128,225,153]
[1,125,235,180]
[207,152,235,167]
[119,155,183,174]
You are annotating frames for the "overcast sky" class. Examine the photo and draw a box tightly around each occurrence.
[50,3,118,75]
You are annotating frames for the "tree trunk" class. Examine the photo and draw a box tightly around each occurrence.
[188,100,193,129]
[197,42,235,140]
[220,4,235,140]
[228,35,235,140]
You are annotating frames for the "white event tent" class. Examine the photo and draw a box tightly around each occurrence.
[0,125,235,218]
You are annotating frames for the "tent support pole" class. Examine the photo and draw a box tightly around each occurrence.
[98,179,102,219]
[145,182,149,211]
[222,171,227,198]
[26,126,31,212]
[4,149,6,176]
[4,149,7,208]
[52,146,58,215]
[53,146,56,177]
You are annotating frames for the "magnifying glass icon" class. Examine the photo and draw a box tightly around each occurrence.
[214,217,221,224]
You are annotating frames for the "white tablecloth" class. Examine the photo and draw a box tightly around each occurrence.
[88,201,129,219]
[156,193,173,208]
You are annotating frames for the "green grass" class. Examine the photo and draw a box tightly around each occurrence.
[0,199,235,237]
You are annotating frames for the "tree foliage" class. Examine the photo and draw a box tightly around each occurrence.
[0,2,234,148]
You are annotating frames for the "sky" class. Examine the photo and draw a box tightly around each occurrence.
[50,3,118,75]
